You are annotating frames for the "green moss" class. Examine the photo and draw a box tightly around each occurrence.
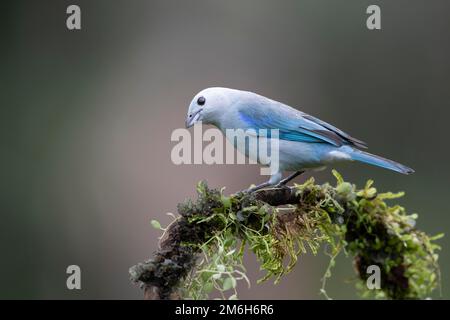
[155,172,442,300]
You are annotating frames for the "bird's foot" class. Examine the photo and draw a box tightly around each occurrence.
[273,183,291,190]
[241,182,273,194]
[240,171,305,194]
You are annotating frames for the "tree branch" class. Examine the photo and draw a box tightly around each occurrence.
[129,177,441,300]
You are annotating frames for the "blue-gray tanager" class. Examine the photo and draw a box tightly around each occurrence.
[185,87,413,191]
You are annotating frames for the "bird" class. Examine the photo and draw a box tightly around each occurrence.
[185,87,414,192]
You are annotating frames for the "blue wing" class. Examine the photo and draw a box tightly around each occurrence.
[237,101,367,148]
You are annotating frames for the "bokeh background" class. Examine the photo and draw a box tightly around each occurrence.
[1,0,449,299]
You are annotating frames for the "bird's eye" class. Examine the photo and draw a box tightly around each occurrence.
[197,96,206,106]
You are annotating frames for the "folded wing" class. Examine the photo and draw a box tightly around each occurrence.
[237,102,368,149]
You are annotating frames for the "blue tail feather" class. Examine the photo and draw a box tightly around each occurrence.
[350,150,414,175]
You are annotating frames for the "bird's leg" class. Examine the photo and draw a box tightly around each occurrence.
[275,170,305,188]
[241,172,283,193]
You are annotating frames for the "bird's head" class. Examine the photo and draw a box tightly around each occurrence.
[185,87,235,128]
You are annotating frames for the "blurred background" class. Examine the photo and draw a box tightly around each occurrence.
[1,0,449,299]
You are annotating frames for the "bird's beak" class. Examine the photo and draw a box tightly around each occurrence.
[185,108,203,128]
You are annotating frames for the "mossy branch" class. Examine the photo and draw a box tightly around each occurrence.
[129,171,442,300]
